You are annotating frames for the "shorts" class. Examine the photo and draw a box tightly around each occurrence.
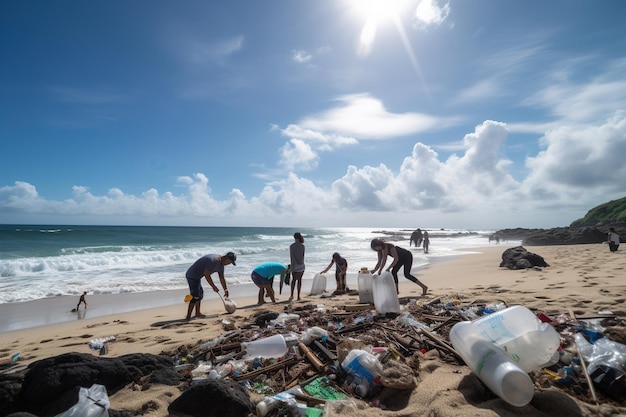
[251,271,268,286]
[186,278,204,302]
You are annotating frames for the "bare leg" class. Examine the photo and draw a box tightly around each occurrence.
[186,300,195,320]
[194,300,206,318]
[264,284,276,303]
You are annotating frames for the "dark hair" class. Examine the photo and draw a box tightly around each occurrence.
[370,239,385,251]
[294,232,304,243]
[332,252,341,261]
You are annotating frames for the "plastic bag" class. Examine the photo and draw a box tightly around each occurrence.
[54,384,109,417]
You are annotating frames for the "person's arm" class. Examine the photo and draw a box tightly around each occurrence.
[321,260,334,274]
[217,272,229,297]
[386,245,399,271]
[203,269,220,293]
[374,247,387,274]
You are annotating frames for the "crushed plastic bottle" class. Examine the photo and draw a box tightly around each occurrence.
[397,312,430,330]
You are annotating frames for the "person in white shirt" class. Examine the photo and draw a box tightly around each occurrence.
[608,227,620,252]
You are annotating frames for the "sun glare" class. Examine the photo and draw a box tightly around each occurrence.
[346,0,412,56]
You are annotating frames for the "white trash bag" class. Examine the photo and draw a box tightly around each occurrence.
[54,384,109,417]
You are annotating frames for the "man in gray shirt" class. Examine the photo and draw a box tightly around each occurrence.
[289,232,305,301]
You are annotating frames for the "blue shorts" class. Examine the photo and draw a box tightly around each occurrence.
[186,278,204,302]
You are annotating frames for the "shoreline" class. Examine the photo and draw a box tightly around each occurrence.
[0,248,466,334]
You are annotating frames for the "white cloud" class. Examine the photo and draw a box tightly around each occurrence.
[413,0,451,29]
[279,139,319,171]
[2,116,625,228]
[173,34,244,67]
[299,93,460,139]
[292,49,313,64]
[523,112,626,199]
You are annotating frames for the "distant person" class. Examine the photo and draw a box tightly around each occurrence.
[321,252,348,293]
[251,262,288,305]
[371,238,428,296]
[76,291,88,310]
[608,228,620,252]
[410,229,423,247]
[185,252,236,320]
[289,232,305,301]
[422,231,430,254]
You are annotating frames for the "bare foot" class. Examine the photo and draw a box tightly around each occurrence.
[195,314,206,318]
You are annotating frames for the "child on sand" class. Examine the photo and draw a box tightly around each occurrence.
[76,291,88,310]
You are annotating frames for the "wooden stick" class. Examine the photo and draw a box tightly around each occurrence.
[568,307,600,407]
[299,342,325,371]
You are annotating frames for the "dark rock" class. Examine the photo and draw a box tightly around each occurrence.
[168,379,252,417]
[148,367,185,385]
[18,353,131,416]
[495,226,618,245]
[16,352,176,417]
[118,353,175,383]
[5,413,40,417]
[0,376,23,416]
[500,246,549,270]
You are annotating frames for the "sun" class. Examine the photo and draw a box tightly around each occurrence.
[345,0,413,56]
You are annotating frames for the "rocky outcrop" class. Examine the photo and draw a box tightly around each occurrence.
[495,224,625,246]
[4,352,179,417]
[500,246,549,270]
[168,379,252,417]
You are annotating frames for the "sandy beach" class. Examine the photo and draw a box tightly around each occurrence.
[1,244,625,417]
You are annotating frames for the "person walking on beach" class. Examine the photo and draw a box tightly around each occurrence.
[289,232,305,301]
[422,231,430,254]
[251,262,288,305]
[321,252,348,293]
[185,252,236,320]
[410,229,423,247]
[76,291,88,310]
[608,227,620,252]
[371,238,428,296]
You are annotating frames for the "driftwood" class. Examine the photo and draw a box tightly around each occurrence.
[299,342,325,371]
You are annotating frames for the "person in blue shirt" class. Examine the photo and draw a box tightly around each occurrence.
[185,252,236,320]
[251,262,288,305]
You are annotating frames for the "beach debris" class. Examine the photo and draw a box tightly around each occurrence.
[88,336,116,355]
[54,383,109,417]
[6,295,624,417]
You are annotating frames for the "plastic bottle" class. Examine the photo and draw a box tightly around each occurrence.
[309,273,327,295]
[256,397,280,417]
[463,305,561,372]
[450,321,534,407]
[398,312,430,330]
[242,333,297,359]
[357,271,374,304]
[341,349,383,396]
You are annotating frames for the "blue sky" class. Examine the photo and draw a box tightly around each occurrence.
[1,0,625,229]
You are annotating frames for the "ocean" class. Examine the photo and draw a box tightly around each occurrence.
[0,225,508,304]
